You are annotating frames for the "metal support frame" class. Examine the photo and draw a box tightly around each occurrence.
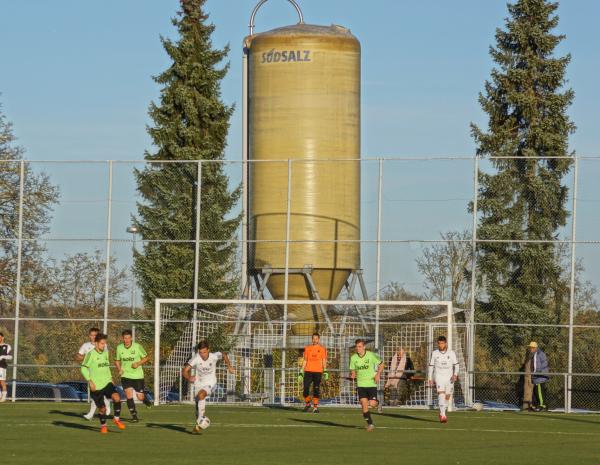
[102,160,113,334]
[341,270,371,332]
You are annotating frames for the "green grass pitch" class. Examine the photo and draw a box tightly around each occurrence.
[2,403,600,465]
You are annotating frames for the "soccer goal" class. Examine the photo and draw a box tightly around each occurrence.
[153,298,470,409]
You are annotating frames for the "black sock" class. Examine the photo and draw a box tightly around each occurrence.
[99,412,106,425]
[363,412,373,425]
[127,398,137,415]
[113,401,121,418]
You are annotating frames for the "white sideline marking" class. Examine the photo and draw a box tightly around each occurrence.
[7,421,599,437]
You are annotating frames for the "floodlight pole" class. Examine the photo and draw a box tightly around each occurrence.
[102,161,114,334]
[566,156,578,413]
[467,155,479,407]
[281,160,293,405]
[127,226,138,341]
[374,158,383,350]
[241,43,249,300]
[11,161,25,402]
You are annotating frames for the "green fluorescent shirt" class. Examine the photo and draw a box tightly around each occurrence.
[115,342,147,380]
[81,349,112,390]
[349,351,382,388]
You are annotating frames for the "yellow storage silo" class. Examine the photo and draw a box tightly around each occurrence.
[246,24,361,334]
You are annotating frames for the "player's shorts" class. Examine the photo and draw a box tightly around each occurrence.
[357,386,378,401]
[91,382,118,408]
[0,367,6,381]
[193,380,215,397]
[121,377,145,392]
[434,377,454,394]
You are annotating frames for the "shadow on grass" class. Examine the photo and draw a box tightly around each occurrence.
[52,421,99,432]
[380,412,438,423]
[49,410,86,419]
[49,409,114,420]
[146,423,195,435]
[265,405,301,412]
[290,418,359,429]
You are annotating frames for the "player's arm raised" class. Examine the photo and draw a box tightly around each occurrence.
[222,353,236,374]
[182,363,196,383]
[131,344,150,368]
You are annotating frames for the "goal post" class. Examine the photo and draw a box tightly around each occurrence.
[153,298,469,408]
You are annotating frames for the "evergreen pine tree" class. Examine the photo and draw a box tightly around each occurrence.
[471,0,575,351]
[134,0,240,308]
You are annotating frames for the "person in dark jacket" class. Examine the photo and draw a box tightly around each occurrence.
[529,341,549,411]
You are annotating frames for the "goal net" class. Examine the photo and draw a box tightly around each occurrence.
[153,298,470,409]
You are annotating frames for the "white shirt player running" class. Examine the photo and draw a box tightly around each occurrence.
[187,352,222,397]
[428,349,459,393]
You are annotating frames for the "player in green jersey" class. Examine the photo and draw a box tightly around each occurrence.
[81,333,126,434]
[115,329,151,422]
[349,339,384,431]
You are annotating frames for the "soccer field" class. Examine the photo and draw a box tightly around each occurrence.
[2,404,600,465]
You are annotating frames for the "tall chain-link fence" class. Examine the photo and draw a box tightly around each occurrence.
[1,156,599,411]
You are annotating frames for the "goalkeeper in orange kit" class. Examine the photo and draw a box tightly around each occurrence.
[298,333,328,413]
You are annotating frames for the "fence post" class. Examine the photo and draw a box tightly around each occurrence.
[375,158,383,350]
[567,156,579,413]
[11,160,25,401]
[153,299,161,406]
[468,155,479,407]
[102,161,113,334]
[281,159,292,405]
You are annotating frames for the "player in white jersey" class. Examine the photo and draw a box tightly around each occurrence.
[428,335,459,423]
[76,327,110,419]
[182,340,235,434]
[0,332,13,402]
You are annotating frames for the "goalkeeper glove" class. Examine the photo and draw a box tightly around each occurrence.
[297,370,304,383]
[323,370,330,381]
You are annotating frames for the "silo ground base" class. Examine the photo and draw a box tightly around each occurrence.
[240,266,372,334]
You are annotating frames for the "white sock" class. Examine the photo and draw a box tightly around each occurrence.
[104,397,111,415]
[196,399,206,423]
[438,393,446,416]
[86,402,97,417]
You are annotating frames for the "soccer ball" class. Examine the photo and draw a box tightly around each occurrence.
[199,416,211,429]
[472,402,484,412]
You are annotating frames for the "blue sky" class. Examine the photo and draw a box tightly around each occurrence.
[1,0,599,160]
[1,0,599,298]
